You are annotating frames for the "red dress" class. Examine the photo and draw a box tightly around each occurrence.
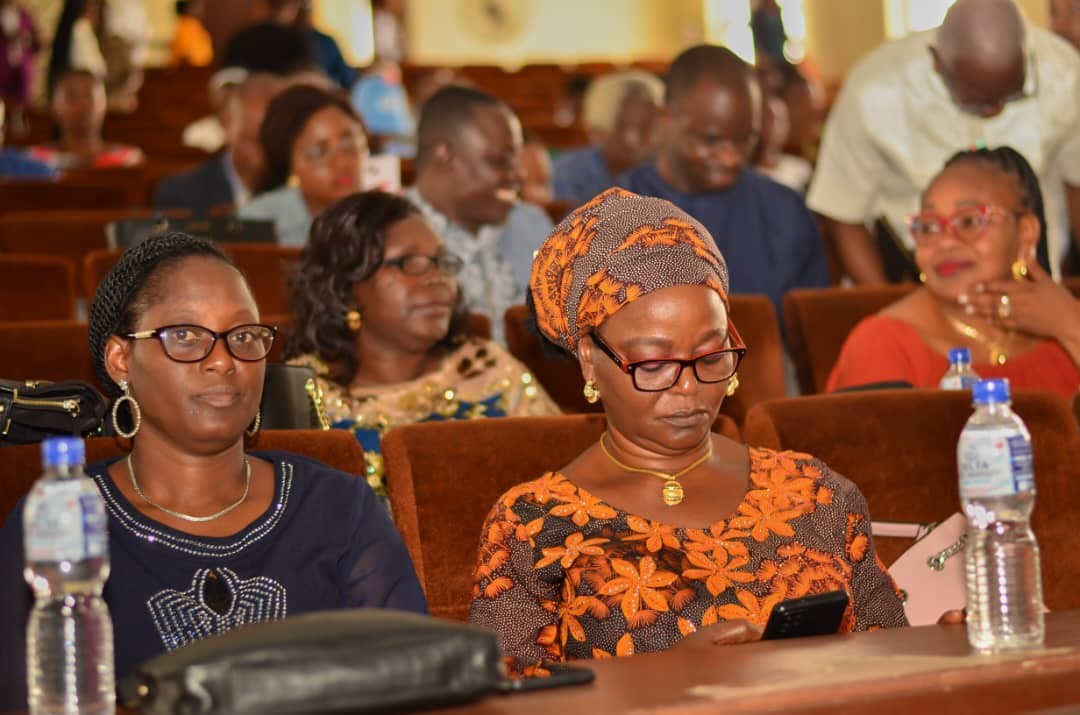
[826,316,1080,397]
[469,448,906,672]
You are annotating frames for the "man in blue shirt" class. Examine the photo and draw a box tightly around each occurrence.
[618,45,829,322]
[0,99,56,180]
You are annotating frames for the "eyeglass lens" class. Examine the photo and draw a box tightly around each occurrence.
[159,325,275,362]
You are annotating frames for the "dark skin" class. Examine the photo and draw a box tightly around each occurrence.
[887,162,1080,368]
[561,284,759,645]
[348,215,459,388]
[51,72,108,161]
[290,105,368,218]
[416,104,526,233]
[223,76,281,195]
[595,88,660,178]
[102,257,276,539]
[656,77,760,194]
[1051,0,1080,52]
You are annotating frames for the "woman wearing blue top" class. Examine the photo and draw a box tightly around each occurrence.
[0,234,426,710]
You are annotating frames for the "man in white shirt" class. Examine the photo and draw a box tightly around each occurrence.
[807,0,1080,282]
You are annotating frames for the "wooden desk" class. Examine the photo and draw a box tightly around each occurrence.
[447,610,1080,715]
[6,613,1080,715]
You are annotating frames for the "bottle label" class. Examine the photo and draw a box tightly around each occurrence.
[25,481,108,562]
[940,375,978,391]
[958,428,1035,498]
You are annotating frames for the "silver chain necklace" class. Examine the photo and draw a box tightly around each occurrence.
[127,455,252,523]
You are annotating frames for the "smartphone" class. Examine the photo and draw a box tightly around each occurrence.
[501,662,596,693]
[762,590,850,640]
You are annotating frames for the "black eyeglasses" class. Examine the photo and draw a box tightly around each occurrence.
[589,329,746,392]
[380,253,464,277]
[124,324,277,363]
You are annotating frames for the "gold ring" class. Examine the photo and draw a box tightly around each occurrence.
[997,294,1013,319]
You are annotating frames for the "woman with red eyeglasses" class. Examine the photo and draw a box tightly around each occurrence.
[827,146,1080,397]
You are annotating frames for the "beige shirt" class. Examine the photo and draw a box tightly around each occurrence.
[807,24,1080,273]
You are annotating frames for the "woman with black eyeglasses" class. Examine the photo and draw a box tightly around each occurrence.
[0,233,427,704]
[827,146,1080,396]
[286,191,559,503]
[469,189,907,674]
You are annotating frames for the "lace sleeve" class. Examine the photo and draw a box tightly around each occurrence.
[340,476,428,614]
[468,498,563,672]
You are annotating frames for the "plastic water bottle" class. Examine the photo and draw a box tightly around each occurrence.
[940,347,980,390]
[23,437,115,715]
[957,379,1044,652]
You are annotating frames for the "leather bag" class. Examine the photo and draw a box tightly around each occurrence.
[118,609,507,715]
[0,379,107,445]
[879,512,968,626]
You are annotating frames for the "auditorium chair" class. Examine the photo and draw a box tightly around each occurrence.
[0,256,77,321]
[782,284,915,394]
[0,430,364,523]
[742,389,1080,610]
[381,412,740,621]
[84,244,302,318]
[503,295,787,425]
[0,320,95,386]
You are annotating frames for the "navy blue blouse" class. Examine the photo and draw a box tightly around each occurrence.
[0,451,427,709]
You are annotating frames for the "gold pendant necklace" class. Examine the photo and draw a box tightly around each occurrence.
[127,455,252,523]
[598,433,712,506]
[947,318,1011,366]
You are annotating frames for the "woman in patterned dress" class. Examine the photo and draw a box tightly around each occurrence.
[469,188,908,672]
[287,190,559,500]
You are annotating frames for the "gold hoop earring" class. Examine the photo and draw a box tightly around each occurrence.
[246,409,261,438]
[287,174,300,188]
[583,379,600,404]
[345,309,363,332]
[918,272,927,284]
[111,379,141,439]
[726,373,740,397]
[1011,259,1030,282]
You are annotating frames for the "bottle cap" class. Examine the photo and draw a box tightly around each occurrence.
[972,378,1010,405]
[947,347,971,364]
[41,436,85,468]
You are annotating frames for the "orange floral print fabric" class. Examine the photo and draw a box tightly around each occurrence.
[529,188,731,354]
[469,448,907,670]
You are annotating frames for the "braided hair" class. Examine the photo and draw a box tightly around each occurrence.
[285,191,468,386]
[88,234,237,397]
[942,146,1051,271]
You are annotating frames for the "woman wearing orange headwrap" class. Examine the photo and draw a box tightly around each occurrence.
[468,188,907,673]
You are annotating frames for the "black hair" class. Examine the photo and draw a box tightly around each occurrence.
[415,85,504,167]
[942,146,1051,271]
[665,44,754,106]
[47,0,89,99]
[285,191,469,385]
[88,234,239,397]
[257,83,363,193]
[219,22,315,75]
[175,0,191,15]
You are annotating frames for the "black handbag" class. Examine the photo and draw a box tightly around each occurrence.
[118,610,507,715]
[0,379,107,445]
[259,364,331,430]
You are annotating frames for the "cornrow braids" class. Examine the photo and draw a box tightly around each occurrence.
[88,234,236,397]
[943,146,1050,270]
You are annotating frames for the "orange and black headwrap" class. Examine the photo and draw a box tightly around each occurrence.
[530,187,731,354]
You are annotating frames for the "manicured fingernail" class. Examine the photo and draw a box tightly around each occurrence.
[957,293,969,305]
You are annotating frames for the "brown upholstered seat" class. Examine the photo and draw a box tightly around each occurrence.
[0,255,77,321]
[84,244,302,318]
[503,295,786,425]
[0,210,143,299]
[0,429,365,525]
[782,285,915,394]
[0,320,95,385]
[381,412,741,622]
[742,389,1080,610]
